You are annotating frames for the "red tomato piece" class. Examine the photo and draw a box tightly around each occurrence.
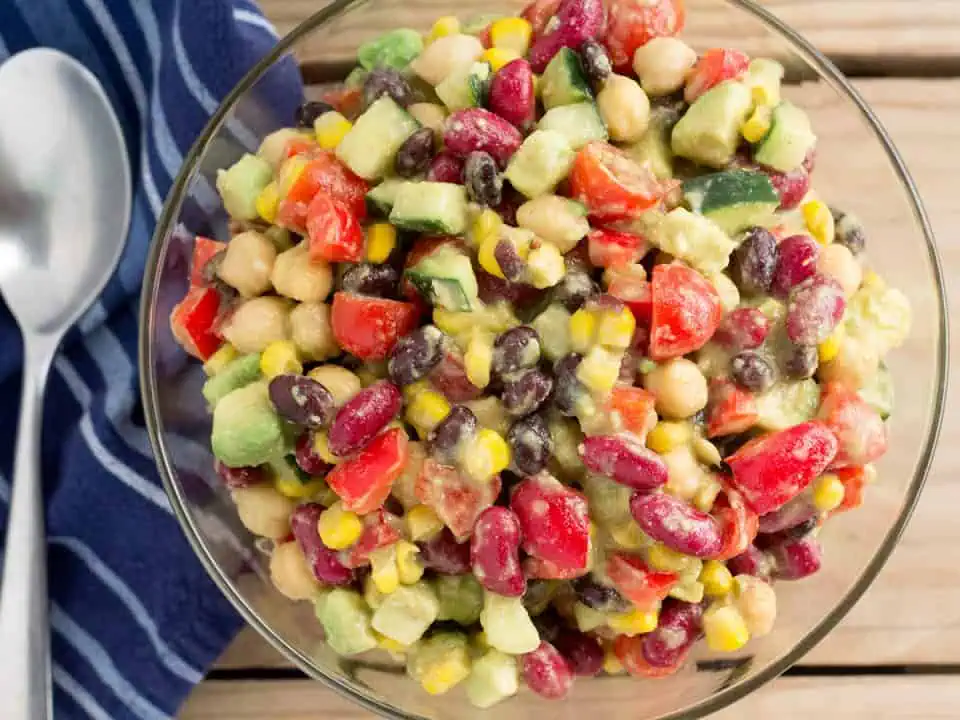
[170,286,222,360]
[305,192,364,263]
[726,421,839,515]
[523,555,589,581]
[511,474,590,573]
[331,292,419,361]
[817,382,889,469]
[706,378,759,438]
[587,228,647,268]
[415,458,501,542]
[830,466,868,516]
[613,635,684,679]
[604,0,686,71]
[605,386,657,437]
[325,428,409,514]
[711,484,759,561]
[522,0,563,38]
[649,264,722,360]
[341,509,403,568]
[606,267,652,327]
[280,151,369,232]
[320,86,363,119]
[569,142,664,222]
[190,236,226,288]
[428,350,484,402]
[605,553,678,609]
[283,134,319,161]
[684,48,750,103]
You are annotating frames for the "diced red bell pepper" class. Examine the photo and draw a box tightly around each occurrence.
[331,292,419,360]
[320,86,364,120]
[305,192,364,263]
[606,266,652,327]
[684,48,750,103]
[428,350,484,402]
[341,509,403,568]
[511,474,590,573]
[569,142,664,222]
[613,634,684,678]
[415,458,501,542]
[587,228,647,269]
[726,421,839,515]
[649,264,722,361]
[830,466,868,516]
[706,378,759,438]
[278,151,369,233]
[711,483,759,561]
[190,236,226,288]
[817,382,889,469]
[283,134,319,161]
[605,386,657,437]
[523,555,589,581]
[604,0,687,72]
[521,0,562,38]
[325,428,409,514]
[170,286,222,360]
[605,552,678,609]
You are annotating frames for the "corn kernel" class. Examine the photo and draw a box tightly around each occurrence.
[464,331,493,389]
[406,505,444,541]
[370,545,400,595]
[812,473,846,512]
[278,154,308,196]
[314,111,353,150]
[703,604,750,653]
[396,541,425,585]
[802,199,836,245]
[576,346,621,397]
[312,431,341,465]
[256,181,280,224]
[597,308,636,351]
[609,521,649,551]
[818,322,845,364]
[489,17,533,55]
[406,390,451,433]
[648,543,698,575]
[692,434,722,467]
[364,575,386,609]
[275,473,327,499]
[481,47,521,73]
[700,560,735,597]
[646,421,691,454]
[608,607,659,636]
[259,340,302,378]
[427,15,460,44]
[375,631,409,654]
[478,234,505,279]
[569,308,598,354]
[365,223,397,263]
[471,208,502,249]
[421,658,470,695]
[603,647,625,675]
[202,344,238,376]
[403,379,432,405]
[317,502,363,550]
[463,428,511,482]
[741,104,772,143]
[526,241,566,289]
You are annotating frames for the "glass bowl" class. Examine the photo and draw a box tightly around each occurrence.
[139,1,948,717]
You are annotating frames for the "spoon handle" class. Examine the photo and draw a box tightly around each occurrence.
[0,337,55,720]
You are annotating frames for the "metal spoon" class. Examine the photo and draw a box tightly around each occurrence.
[0,48,131,720]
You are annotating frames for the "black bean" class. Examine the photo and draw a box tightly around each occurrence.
[579,40,612,88]
[531,608,563,644]
[492,326,541,376]
[395,127,435,178]
[341,263,399,297]
[572,576,629,613]
[463,151,503,207]
[388,325,445,386]
[507,413,554,476]
[731,351,776,392]
[268,375,335,428]
[494,240,525,282]
[732,227,778,295]
[295,100,335,128]
[781,343,818,380]
[552,353,586,416]
[831,208,866,255]
[552,270,599,312]
[501,369,554,417]
[363,68,414,108]
[428,405,478,463]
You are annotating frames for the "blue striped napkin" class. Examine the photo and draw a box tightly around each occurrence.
[0,2,302,718]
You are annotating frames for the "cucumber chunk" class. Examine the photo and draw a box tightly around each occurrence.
[479,591,540,655]
[371,581,440,646]
[625,108,676,180]
[465,650,519,709]
[389,181,469,235]
[504,130,576,199]
[405,244,479,311]
[683,170,780,235]
[672,81,753,168]
[743,58,785,107]
[436,61,491,111]
[336,96,420,180]
[315,588,378,656]
[366,178,408,217]
[541,48,592,109]
[755,378,821,431]
[216,153,273,221]
[202,353,262,408]
[755,101,817,173]
[211,382,286,468]
[859,363,894,420]
[433,574,484,626]
[647,208,737,274]
[537,102,608,150]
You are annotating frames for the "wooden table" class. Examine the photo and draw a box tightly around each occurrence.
[181,1,960,716]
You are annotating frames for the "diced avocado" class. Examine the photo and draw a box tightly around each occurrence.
[540,48,592,109]
[755,101,817,173]
[547,416,585,480]
[390,181,469,235]
[531,304,573,361]
[366,178,408,217]
[624,108,676,180]
[267,453,314,487]
[336,96,420,180]
[648,208,737,274]
[843,274,911,356]
[436,61,491,111]
[479,591,540,655]
[433,574,484,626]
[406,632,471,695]
[357,28,423,71]
[504,130,576,199]
[755,378,820,431]
[859,363,894,420]
[573,601,606,632]
[581,473,632,526]
[216,153,273,221]
[465,650,519,709]
[202,353,262,408]
[538,102,608,150]
[211,382,286,468]
[672,81,753,168]
[371,581,440,646]
[683,170,780,235]
[315,588,378,656]
[743,58,785,107]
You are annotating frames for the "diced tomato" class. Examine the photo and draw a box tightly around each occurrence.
[190,236,226,288]
[170,286,222,360]
[649,264,722,360]
[522,0,563,38]
[511,475,590,573]
[341,509,403,568]
[817,382,888,469]
[706,378,758,438]
[605,386,657,437]
[569,142,664,222]
[711,484,759,561]
[726,421,839,515]
[305,192,364,263]
[606,267,652,327]
[614,635,684,678]
[415,458,501,541]
[587,228,647,268]
[605,553,678,609]
[604,0,687,71]
[326,428,409,514]
[283,134,319,161]
[428,350,484,402]
[320,86,363,119]
[523,555,589,581]
[684,48,750,103]
[278,151,369,233]
[830,466,868,516]
[331,292,418,360]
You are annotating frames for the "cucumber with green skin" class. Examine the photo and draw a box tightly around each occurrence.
[436,61,491,111]
[683,170,780,235]
[537,102,608,150]
[366,178,408,217]
[404,245,479,312]
[389,181,469,235]
[755,101,817,172]
[540,48,592,109]
[336,96,420,180]
[625,108,676,180]
[504,130,576,199]
[755,378,821,431]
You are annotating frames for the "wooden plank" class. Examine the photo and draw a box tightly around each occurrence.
[259,0,960,68]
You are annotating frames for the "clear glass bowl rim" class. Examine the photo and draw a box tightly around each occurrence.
[138,1,950,717]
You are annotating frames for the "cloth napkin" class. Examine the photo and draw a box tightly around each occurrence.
[0,2,303,718]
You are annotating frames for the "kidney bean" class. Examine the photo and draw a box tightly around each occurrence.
[522,641,574,699]
[290,503,354,585]
[215,460,265,489]
[552,270,599,312]
[395,127,435,178]
[714,307,771,352]
[758,516,819,548]
[464,151,503,207]
[642,599,703,668]
[488,59,536,130]
[781,343,819,380]
[786,275,846,345]
[428,405,478,463]
[341,263,399,297]
[727,544,773,578]
[732,227,778,296]
[444,108,523,168]
[294,434,332,476]
[765,167,810,211]
[769,535,822,580]
[552,353,587,416]
[528,0,607,73]
[832,207,866,255]
[572,575,629,613]
[758,495,818,535]
[268,375,335,429]
[511,474,590,572]
[418,527,472,574]
[502,368,554,417]
[579,39,612,87]
[731,351,776,393]
[494,239,526,283]
[327,380,401,457]
[388,325,444,386]
[426,151,465,183]
[470,506,526,597]
[579,435,668,492]
[772,234,820,297]
[508,413,554,476]
[630,491,723,558]
[362,67,414,108]
[554,629,603,676]
[295,100,335,128]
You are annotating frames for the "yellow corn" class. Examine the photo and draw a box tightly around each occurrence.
[526,241,565,289]
[703,604,750,653]
[692,434,723,467]
[256,181,280,224]
[427,15,460,44]
[463,428,511,482]
[741,104,772,144]
[464,332,494,389]
[375,631,409,654]
[802,199,835,245]
[648,544,699,575]
[314,111,353,150]
[365,223,397,263]
[693,476,723,513]
[434,304,519,339]
[576,346,621,397]
[277,154,309,196]
[406,504,444,542]
[402,379,432,405]
[812,473,846,512]
[597,307,636,351]
[406,390,451,434]
[274,473,326,499]
[646,421,691,454]
[311,431,341,465]
[569,308,597,354]
[420,657,471,695]
[202,344,238,376]
[603,646,625,675]
[489,17,533,55]
[700,560,735,597]
[364,575,386,609]
[259,340,302,378]
[369,545,400,595]
[396,541,425,585]
[608,607,659,636]
[609,521,649,551]
[751,81,779,109]
[471,208,502,248]
[481,47,521,73]
[818,322,845,364]
[478,234,505,279]
[317,502,363,550]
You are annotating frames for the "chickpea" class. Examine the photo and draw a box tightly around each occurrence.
[407,103,447,139]
[632,37,697,97]
[734,575,778,638]
[643,357,709,419]
[271,242,333,303]
[819,335,879,390]
[218,231,276,298]
[515,195,591,254]
[290,302,339,361]
[270,541,321,601]
[307,365,362,406]
[232,485,295,539]
[257,128,307,170]
[662,445,707,501]
[409,34,484,86]
[221,296,292,354]
[818,243,863,298]
[597,74,651,144]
